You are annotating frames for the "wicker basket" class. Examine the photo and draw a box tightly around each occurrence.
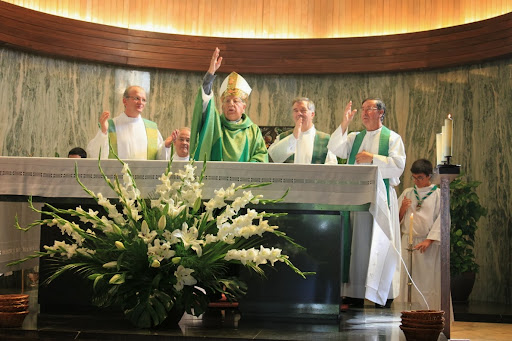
[401,317,445,325]
[399,325,443,341]
[0,302,29,312]
[0,294,29,303]
[0,310,29,328]
[401,320,445,330]
[401,310,445,321]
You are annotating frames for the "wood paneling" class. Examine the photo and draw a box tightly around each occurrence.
[2,0,511,38]
[1,1,512,74]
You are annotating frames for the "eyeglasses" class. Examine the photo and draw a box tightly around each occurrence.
[361,107,378,113]
[411,175,427,181]
[125,96,147,103]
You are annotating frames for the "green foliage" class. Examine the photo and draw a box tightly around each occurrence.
[9,156,310,328]
[450,174,487,276]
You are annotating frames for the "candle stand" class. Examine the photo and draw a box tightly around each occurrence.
[406,244,415,311]
[432,158,460,339]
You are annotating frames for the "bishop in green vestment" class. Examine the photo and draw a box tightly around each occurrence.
[190,48,268,163]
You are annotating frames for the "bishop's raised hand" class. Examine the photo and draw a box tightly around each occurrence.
[208,47,223,75]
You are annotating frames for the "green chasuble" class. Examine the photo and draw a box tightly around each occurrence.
[190,88,268,162]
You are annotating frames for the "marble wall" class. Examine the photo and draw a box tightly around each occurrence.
[1,46,510,304]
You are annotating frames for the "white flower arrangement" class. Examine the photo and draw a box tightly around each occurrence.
[10,157,308,328]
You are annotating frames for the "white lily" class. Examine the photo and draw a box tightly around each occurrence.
[174,265,197,291]
[138,220,157,244]
[171,222,204,257]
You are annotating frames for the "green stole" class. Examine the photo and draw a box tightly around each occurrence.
[342,126,391,283]
[107,118,159,160]
[348,126,391,204]
[278,130,331,164]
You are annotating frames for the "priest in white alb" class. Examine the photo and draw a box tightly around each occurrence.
[87,85,171,160]
[268,97,337,164]
[328,98,406,309]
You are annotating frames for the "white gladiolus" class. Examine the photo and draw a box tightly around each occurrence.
[224,246,284,266]
[231,191,254,212]
[44,240,78,259]
[76,248,96,257]
[251,194,263,204]
[204,234,218,244]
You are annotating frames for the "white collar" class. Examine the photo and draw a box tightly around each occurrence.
[172,154,190,161]
[301,125,316,136]
[119,112,142,121]
[366,126,382,136]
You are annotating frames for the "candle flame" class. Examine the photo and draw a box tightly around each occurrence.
[448,114,452,119]
[410,213,414,218]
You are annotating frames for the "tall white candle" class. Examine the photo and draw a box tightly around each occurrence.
[409,213,414,245]
[436,133,443,165]
[442,114,453,158]
[441,125,447,161]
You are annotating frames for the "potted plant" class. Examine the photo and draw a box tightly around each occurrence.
[449,174,487,303]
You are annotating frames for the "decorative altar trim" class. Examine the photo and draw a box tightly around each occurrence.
[0,157,379,206]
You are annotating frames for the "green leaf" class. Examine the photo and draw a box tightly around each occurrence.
[150,295,167,319]
[450,173,486,276]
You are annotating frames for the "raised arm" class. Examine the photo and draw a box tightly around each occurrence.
[340,100,357,134]
[202,48,223,97]
[99,111,111,134]
[208,47,223,76]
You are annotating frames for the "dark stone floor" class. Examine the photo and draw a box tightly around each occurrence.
[1,288,511,340]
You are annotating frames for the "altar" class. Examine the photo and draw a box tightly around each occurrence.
[0,157,393,321]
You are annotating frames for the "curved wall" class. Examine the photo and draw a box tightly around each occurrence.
[1,45,511,305]
[0,2,511,305]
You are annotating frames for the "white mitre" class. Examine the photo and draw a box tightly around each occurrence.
[219,72,252,100]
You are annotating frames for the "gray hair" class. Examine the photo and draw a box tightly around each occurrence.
[362,97,386,121]
[292,97,315,112]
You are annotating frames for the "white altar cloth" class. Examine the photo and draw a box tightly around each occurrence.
[0,157,394,304]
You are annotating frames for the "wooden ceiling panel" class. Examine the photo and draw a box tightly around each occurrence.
[1,1,512,74]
